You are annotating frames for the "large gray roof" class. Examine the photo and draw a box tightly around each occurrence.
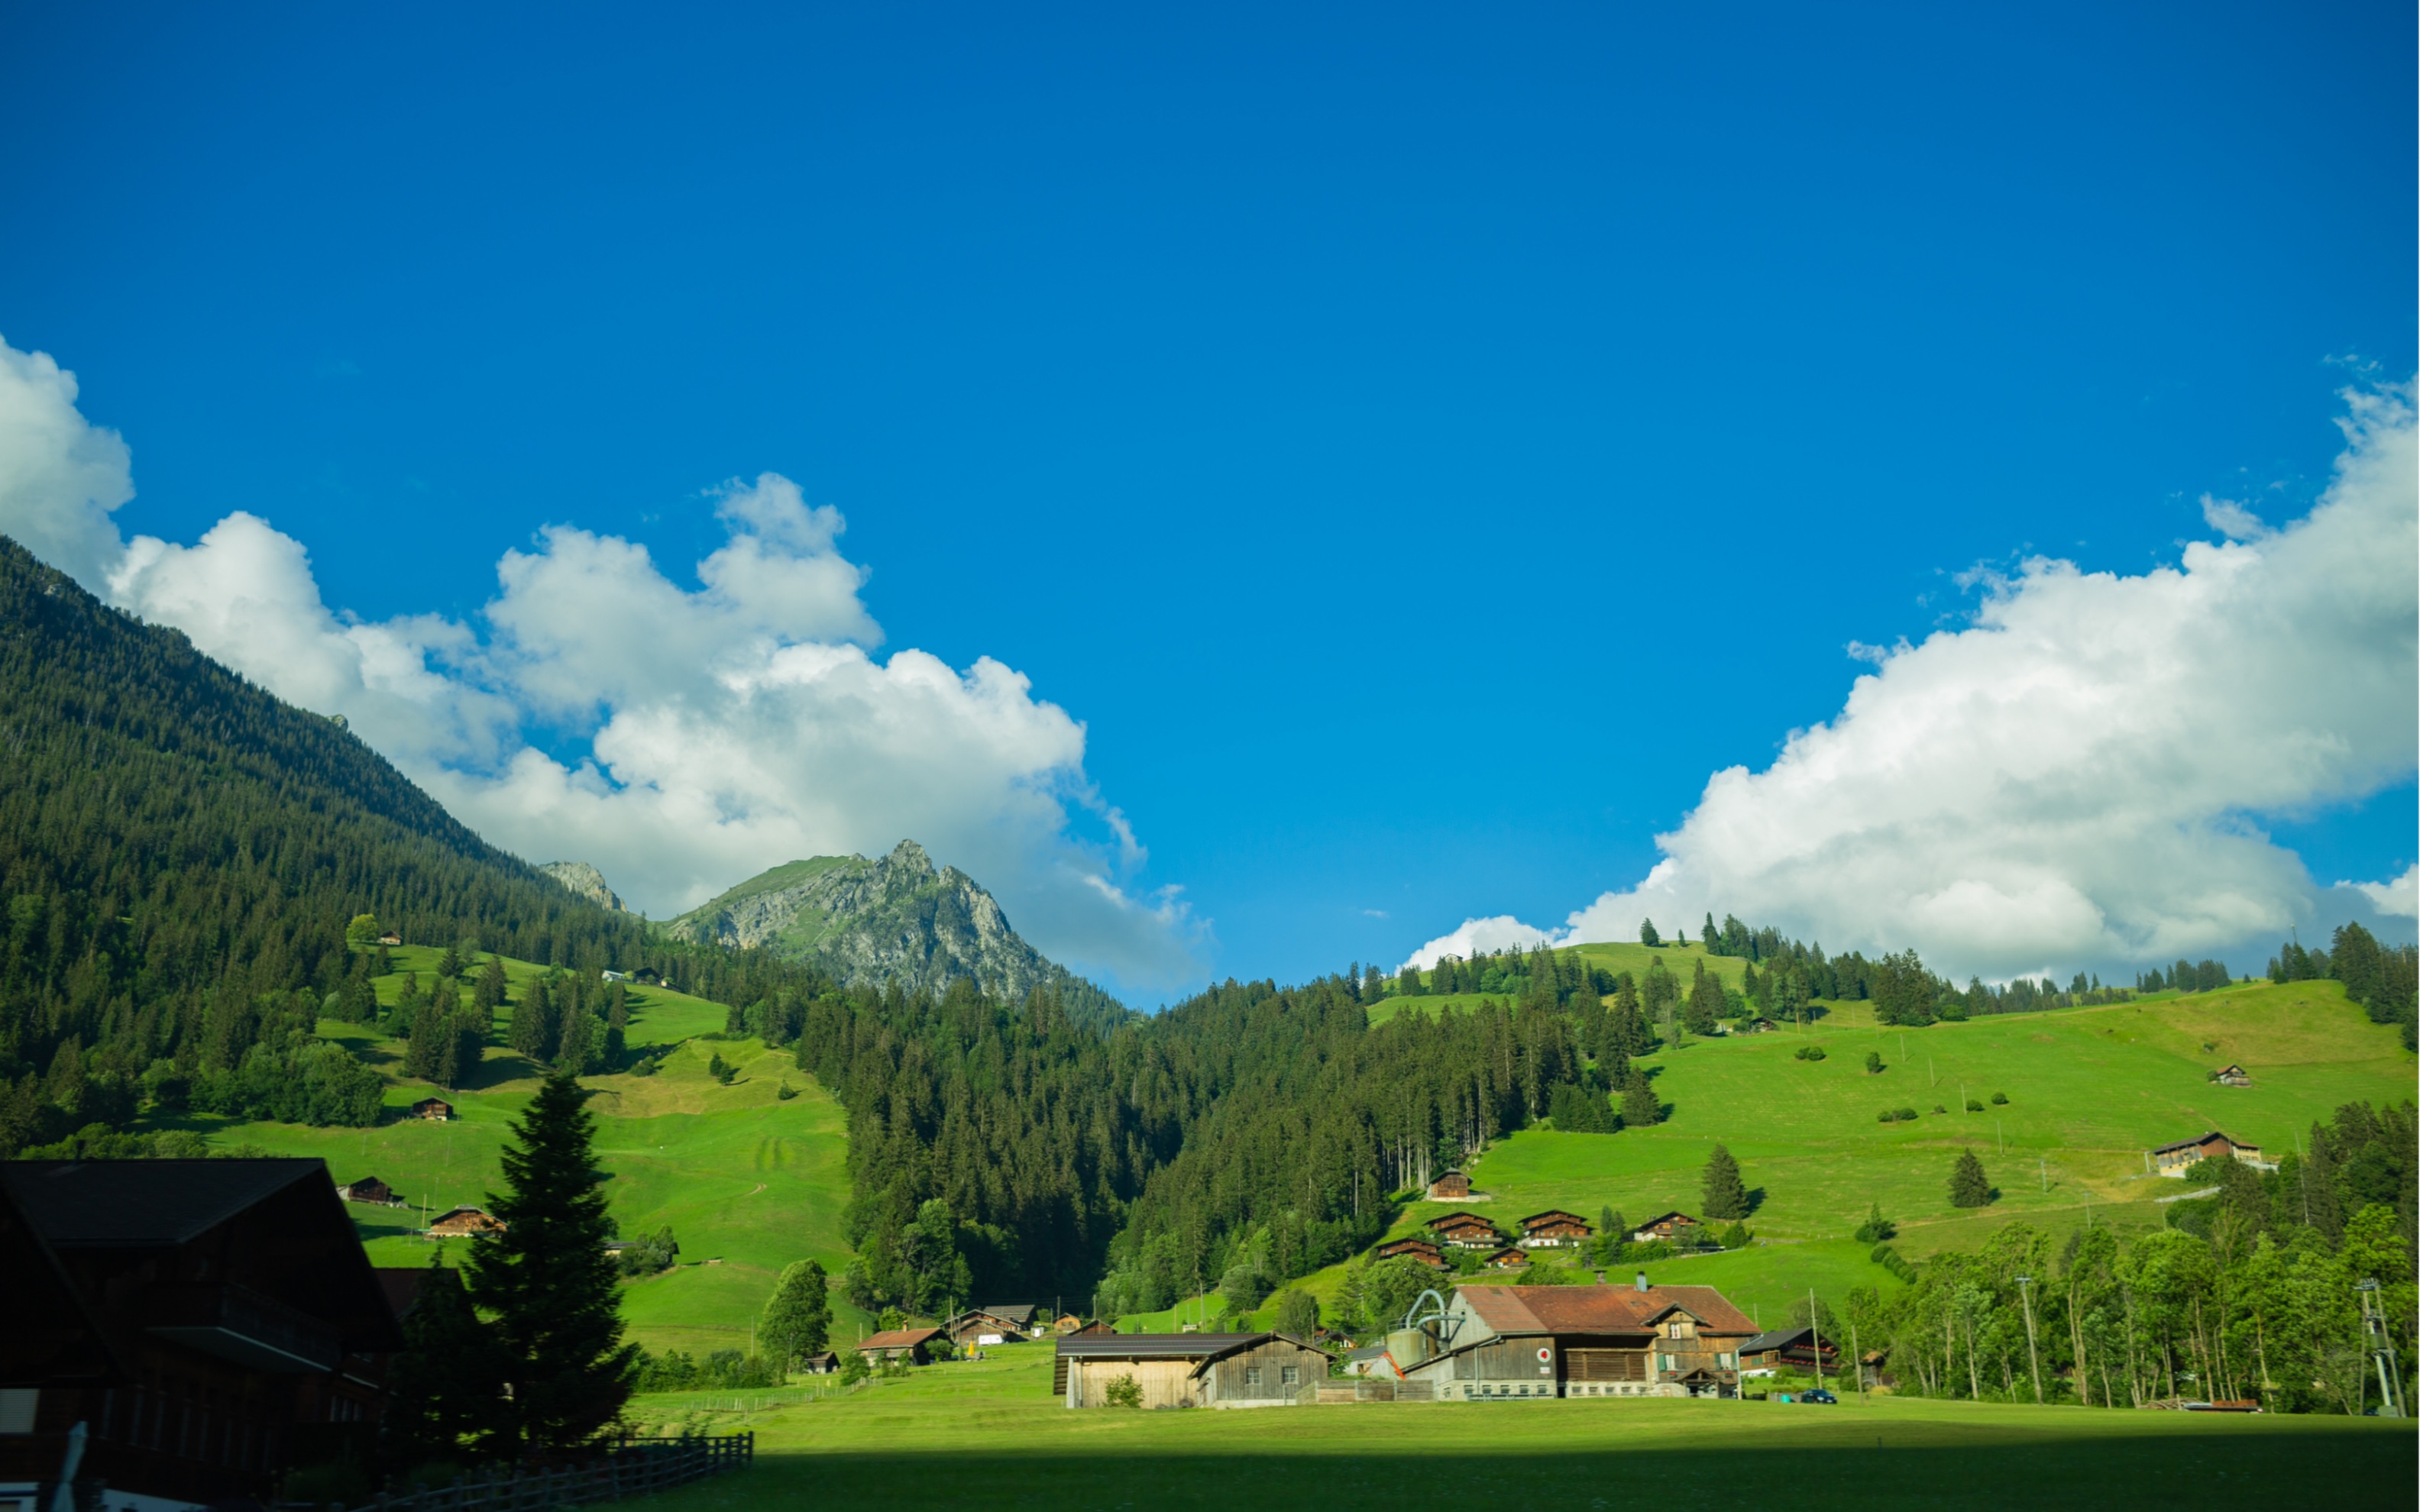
[1055,1330,1333,1361]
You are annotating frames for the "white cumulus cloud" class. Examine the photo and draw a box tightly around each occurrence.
[0,334,1203,992]
[2347,863,2419,920]
[1409,380,2418,980]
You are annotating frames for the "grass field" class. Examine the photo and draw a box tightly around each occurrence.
[613,1346,2414,1511]
[1346,977,2412,1321]
[157,947,867,1356]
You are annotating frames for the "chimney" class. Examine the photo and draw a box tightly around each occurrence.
[1635,1271,1649,1292]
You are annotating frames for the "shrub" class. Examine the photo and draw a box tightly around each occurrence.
[1880,1107,1917,1123]
[1852,1203,1897,1243]
[1793,1045,1826,1061]
[707,1052,738,1085]
[1102,1372,1144,1409]
[1931,1104,1948,1115]
[1948,1149,1994,1208]
[1716,1221,1752,1249]
[1964,1097,1985,1112]
[1863,1050,1885,1074]
[1869,1244,1917,1283]
[776,1081,799,1100]
[1989,1090,2008,1105]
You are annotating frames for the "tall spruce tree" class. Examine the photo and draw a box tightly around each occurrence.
[1639,917,1661,947]
[510,978,555,1062]
[1701,1143,1748,1220]
[760,1258,833,1369]
[464,1072,634,1455]
[1948,1148,1992,1208]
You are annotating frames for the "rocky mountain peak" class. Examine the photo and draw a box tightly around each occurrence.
[539,861,625,913]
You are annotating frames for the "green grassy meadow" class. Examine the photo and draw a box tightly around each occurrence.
[160,946,867,1357]
[615,1346,2414,1512]
[1348,977,2412,1321]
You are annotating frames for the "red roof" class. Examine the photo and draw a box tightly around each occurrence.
[859,1327,943,1350]
[1455,1283,1758,1337]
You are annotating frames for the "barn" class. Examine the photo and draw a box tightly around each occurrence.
[2151,1130,2265,1176]
[1427,1170,1472,1199]
[337,1175,398,1206]
[1053,1331,1334,1409]
[857,1327,942,1365]
[409,1097,455,1122]
[944,1304,1038,1345]
[425,1206,505,1238]
[1397,1278,1758,1401]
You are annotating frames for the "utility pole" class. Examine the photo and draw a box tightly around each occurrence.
[1808,1287,1823,1384]
[2038,1155,2046,1192]
[1850,1317,1865,1404]
[2014,1275,2043,1404]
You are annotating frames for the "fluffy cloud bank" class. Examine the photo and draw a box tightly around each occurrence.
[0,334,1202,990]
[1410,380,2419,979]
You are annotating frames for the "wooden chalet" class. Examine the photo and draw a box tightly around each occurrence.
[337,1175,400,1206]
[1425,1212,1503,1249]
[425,1206,506,1238]
[1482,1247,1529,1271]
[944,1304,1037,1345]
[1427,1170,1472,1200]
[2210,1064,2252,1087]
[857,1327,942,1365]
[1737,1326,1841,1375]
[0,1160,406,1507]
[375,932,403,947]
[1629,1210,1701,1242]
[1399,1277,1758,1401]
[799,1351,840,1375]
[2151,1130,2263,1176]
[1061,1317,1115,1338]
[1054,1332,1334,1409]
[1374,1237,1448,1268]
[1740,1018,1779,1034]
[409,1097,455,1122]
[1517,1210,1592,1249]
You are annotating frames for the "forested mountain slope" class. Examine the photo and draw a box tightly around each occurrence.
[0,535,664,1151]
[668,841,1125,1029]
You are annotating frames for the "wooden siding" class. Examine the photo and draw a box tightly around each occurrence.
[1064,1357,1197,1409]
[1203,1339,1325,1405]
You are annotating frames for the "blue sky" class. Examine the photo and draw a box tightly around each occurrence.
[2,2,2412,1001]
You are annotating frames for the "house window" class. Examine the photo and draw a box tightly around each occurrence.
[1281,1365,1300,1386]
[1667,1322,1685,1338]
[1244,1367,1261,1387]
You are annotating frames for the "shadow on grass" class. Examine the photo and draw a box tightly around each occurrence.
[632,1423,2415,1512]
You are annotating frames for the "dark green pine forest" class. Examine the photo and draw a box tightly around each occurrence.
[3,530,2414,1345]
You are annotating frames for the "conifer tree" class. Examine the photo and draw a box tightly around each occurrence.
[760,1258,832,1368]
[1948,1149,1992,1208]
[474,953,509,1016]
[1684,961,1725,1035]
[1619,1067,1661,1127]
[438,943,464,981]
[1639,917,1661,947]
[1702,913,1721,955]
[555,1005,594,1075]
[1701,1143,1748,1220]
[511,978,555,1061]
[464,1072,635,1455]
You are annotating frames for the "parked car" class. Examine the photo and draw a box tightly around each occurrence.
[1800,1388,1839,1404]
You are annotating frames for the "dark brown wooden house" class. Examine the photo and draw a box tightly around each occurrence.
[1427,1170,1472,1200]
[1738,1326,1841,1375]
[943,1305,1037,1345]
[1426,1212,1502,1249]
[336,1175,397,1206]
[1518,1210,1592,1249]
[1629,1210,1701,1242]
[1482,1246,1529,1271]
[0,1160,405,1507]
[409,1097,454,1122]
[857,1327,941,1365]
[1374,1237,1448,1268]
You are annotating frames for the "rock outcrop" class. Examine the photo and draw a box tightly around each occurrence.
[668,840,1123,1024]
[539,861,626,913]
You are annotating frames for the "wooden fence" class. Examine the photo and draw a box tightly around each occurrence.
[312,1433,754,1512]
